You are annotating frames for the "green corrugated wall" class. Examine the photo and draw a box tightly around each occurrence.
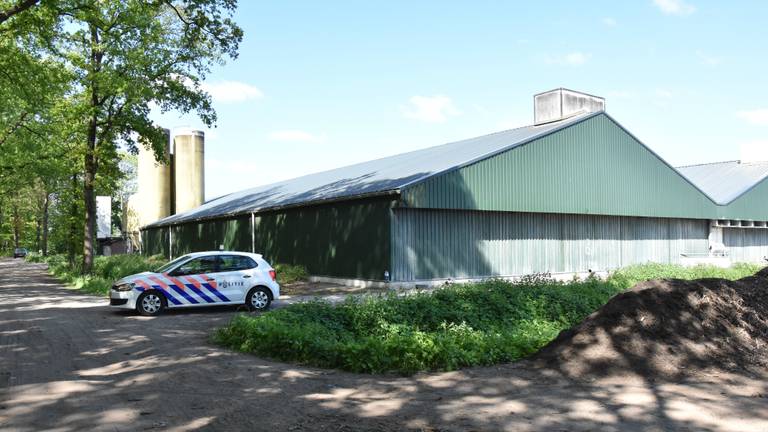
[142,198,394,280]
[402,114,716,219]
[141,227,170,258]
[717,177,768,220]
[170,216,252,255]
[252,198,394,279]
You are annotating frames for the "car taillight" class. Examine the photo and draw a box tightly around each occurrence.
[269,270,276,281]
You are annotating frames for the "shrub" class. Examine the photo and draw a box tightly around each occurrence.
[28,253,167,296]
[273,263,308,284]
[214,262,764,375]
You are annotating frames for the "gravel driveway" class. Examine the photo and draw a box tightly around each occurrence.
[0,258,766,431]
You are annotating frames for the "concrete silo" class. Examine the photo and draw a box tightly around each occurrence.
[173,129,205,213]
[136,129,172,227]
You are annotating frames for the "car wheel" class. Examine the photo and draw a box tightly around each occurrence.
[246,287,272,311]
[137,291,165,316]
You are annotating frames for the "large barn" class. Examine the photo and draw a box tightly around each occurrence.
[142,89,768,285]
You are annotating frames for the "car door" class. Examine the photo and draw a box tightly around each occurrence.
[213,255,258,303]
[167,255,225,306]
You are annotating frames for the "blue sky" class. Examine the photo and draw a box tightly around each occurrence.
[152,0,768,200]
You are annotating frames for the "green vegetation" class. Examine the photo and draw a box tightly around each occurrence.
[273,263,309,284]
[28,254,166,296]
[608,262,762,289]
[1,1,242,272]
[30,252,310,295]
[214,263,763,375]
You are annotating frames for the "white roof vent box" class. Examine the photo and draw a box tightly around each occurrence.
[534,88,606,125]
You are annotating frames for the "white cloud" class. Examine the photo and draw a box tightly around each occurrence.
[655,88,673,99]
[737,109,768,126]
[740,140,768,162]
[401,95,460,123]
[268,130,324,143]
[696,50,722,66]
[544,51,591,66]
[653,0,696,15]
[201,81,263,103]
[602,17,617,27]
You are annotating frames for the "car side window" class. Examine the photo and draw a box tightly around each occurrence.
[171,256,218,276]
[219,255,257,272]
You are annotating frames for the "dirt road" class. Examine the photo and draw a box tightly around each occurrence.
[0,258,766,431]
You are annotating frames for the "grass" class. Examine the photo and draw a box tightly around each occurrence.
[27,253,167,296]
[214,262,764,375]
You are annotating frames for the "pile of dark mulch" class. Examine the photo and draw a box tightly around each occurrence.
[533,268,768,380]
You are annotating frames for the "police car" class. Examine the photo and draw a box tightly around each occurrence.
[110,251,280,316]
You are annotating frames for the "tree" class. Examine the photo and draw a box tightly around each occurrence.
[0,0,39,25]
[0,1,242,271]
[47,0,241,272]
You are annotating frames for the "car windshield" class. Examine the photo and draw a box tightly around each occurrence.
[15,248,26,253]
[154,255,192,273]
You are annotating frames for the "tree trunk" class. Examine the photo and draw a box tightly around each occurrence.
[42,193,49,256]
[0,0,39,25]
[35,217,41,252]
[68,175,78,267]
[12,203,20,249]
[82,23,101,274]
[83,146,96,273]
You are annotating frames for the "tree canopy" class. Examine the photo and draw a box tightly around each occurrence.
[0,0,242,271]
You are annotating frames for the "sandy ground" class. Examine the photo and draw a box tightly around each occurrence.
[0,258,766,432]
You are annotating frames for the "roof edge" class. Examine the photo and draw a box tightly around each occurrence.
[143,189,401,229]
[398,111,604,192]
[398,111,723,207]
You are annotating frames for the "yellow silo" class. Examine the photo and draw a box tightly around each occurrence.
[136,129,172,226]
[173,129,205,213]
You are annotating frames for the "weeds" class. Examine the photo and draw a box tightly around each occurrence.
[27,253,167,296]
[273,263,308,284]
[215,262,764,375]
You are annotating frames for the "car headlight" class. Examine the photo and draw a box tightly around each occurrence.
[112,283,135,292]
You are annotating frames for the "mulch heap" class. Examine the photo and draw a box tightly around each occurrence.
[533,268,768,380]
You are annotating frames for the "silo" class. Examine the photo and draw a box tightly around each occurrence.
[173,129,205,213]
[136,129,172,226]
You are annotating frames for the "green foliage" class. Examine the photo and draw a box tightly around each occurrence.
[29,253,167,296]
[606,262,762,289]
[273,263,309,284]
[1,1,244,272]
[215,263,764,375]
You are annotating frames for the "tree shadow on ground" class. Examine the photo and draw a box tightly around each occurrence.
[1,259,767,431]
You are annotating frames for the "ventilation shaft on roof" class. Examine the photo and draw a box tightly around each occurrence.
[534,88,605,125]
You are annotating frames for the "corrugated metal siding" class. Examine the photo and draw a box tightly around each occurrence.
[141,227,169,257]
[251,198,394,279]
[170,216,251,256]
[723,229,768,263]
[143,198,394,279]
[403,115,714,220]
[717,177,768,220]
[391,209,709,281]
[677,160,768,205]
[147,114,591,228]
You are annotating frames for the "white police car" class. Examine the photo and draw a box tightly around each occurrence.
[110,251,280,316]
